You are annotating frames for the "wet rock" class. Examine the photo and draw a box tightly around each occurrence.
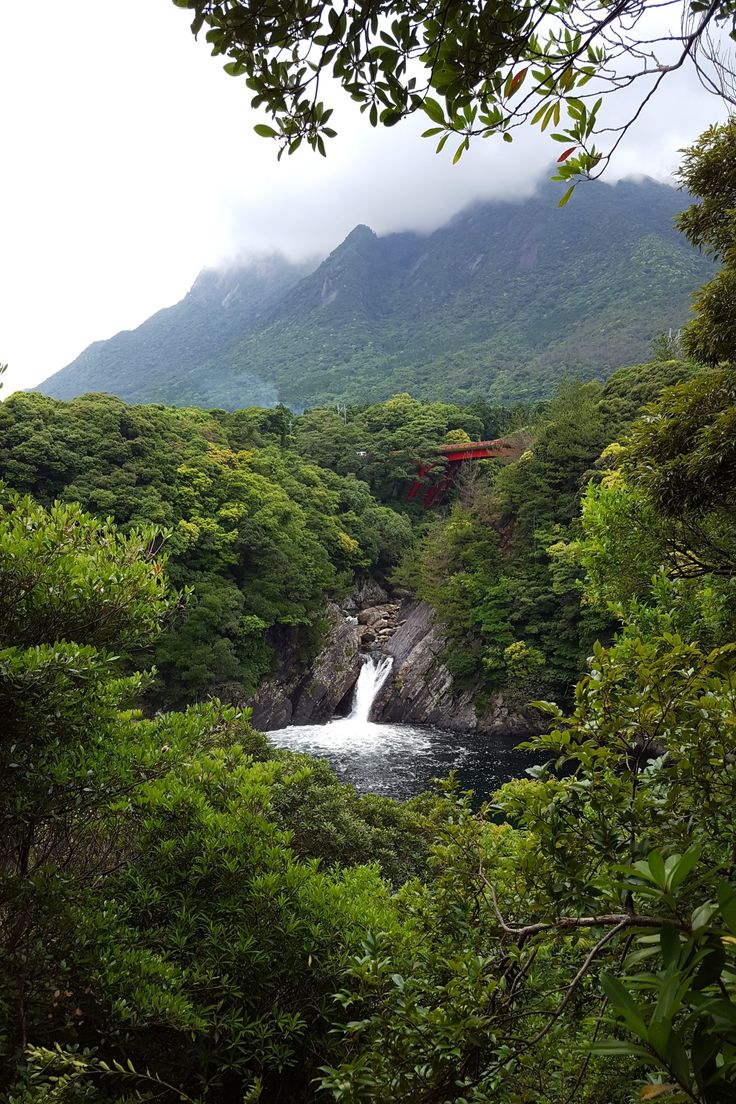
[246,603,362,730]
[248,682,294,730]
[291,606,362,724]
[476,694,543,738]
[247,586,542,740]
[372,599,543,736]
[358,605,387,626]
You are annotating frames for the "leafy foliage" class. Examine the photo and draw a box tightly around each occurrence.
[292,391,486,502]
[0,392,412,705]
[395,365,693,701]
[0,492,437,1102]
[5,116,736,1104]
[678,121,736,368]
[175,0,734,190]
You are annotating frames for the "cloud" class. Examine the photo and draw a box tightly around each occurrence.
[0,0,729,395]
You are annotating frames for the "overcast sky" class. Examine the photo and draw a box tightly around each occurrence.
[0,0,729,395]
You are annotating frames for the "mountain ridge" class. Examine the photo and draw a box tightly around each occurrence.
[38,178,713,410]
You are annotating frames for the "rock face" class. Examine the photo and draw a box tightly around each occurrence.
[248,603,361,730]
[373,599,542,737]
[291,608,361,724]
[248,589,542,737]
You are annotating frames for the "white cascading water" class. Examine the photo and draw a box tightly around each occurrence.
[348,654,394,725]
[269,649,441,799]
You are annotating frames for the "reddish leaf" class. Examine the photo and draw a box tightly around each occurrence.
[557,146,577,163]
[507,67,528,96]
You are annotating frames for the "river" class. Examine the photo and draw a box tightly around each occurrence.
[269,654,537,802]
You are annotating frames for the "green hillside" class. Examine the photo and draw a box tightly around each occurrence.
[38,254,314,404]
[39,178,713,409]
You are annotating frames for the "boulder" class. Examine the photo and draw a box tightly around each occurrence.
[358,604,391,626]
[371,618,391,632]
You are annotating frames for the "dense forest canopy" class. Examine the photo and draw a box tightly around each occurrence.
[2,120,736,1103]
[4,339,736,1100]
[0,359,698,712]
[0,392,415,705]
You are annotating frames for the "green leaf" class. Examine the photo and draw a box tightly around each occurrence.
[691,901,717,931]
[665,1032,691,1090]
[423,97,445,124]
[591,1039,652,1060]
[659,925,680,967]
[717,882,736,935]
[667,846,700,892]
[254,123,278,138]
[600,973,649,1039]
[558,185,575,208]
[647,850,666,888]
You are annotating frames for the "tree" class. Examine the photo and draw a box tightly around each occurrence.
[0,487,424,1102]
[321,633,736,1103]
[173,0,736,196]
[677,119,736,366]
[0,487,182,1075]
[0,391,415,706]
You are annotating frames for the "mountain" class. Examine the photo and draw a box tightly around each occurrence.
[39,179,714,409]
[39,254,315,406]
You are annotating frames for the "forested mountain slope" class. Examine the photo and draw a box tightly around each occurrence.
[38,178,713,410]
[38,254,314,405]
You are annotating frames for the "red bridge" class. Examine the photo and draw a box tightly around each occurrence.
[407,437,523,507]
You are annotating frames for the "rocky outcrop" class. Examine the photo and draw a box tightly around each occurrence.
[373,599,543,736]
[340,579,389,615]
[248,588,543,738]
[247,680,295,730]
[291,607,361,724]
[357,601,401,651]
[248,603,361,730]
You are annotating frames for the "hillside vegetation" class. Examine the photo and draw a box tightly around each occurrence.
[0,358,697,712]
[39,179,712,411]
[0,392,412,705]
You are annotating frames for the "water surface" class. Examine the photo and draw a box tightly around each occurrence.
[269,716,536,801]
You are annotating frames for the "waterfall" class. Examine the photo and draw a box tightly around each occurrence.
[348,655,393,725]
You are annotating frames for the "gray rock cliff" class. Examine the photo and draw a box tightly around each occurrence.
[248,591,542,737]
[248,603,361,729]
[373,599,543,736]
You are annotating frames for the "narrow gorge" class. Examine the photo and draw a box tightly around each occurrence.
[255,585,542,799]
